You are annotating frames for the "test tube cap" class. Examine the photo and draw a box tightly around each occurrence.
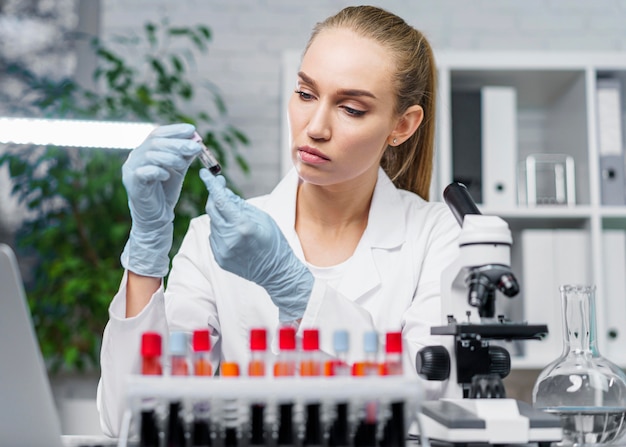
[302,328,320,351]
[192,329,211,352]
[250,328,267,351]
[141,332,162,357]
[333,329,349,353]
[169,331,189,356]
[363,331,379,354]
[278,326,296,351]
[386,331,403,354]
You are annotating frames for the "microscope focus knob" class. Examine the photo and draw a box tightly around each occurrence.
[415,345,450,381]
[488,346,511,378]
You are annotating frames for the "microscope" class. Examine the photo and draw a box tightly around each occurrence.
[415,183,563,446]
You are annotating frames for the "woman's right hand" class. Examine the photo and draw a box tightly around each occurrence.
[120,123,201,278]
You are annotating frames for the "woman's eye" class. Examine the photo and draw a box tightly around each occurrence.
[342,106,366,117]
[295,90,314,101]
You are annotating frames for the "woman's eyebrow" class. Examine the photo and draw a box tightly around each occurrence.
[297,71,377,100]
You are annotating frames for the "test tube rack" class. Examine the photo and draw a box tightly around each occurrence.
[118,375,425,447]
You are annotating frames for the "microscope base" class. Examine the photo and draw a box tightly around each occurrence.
[419,398,562,446]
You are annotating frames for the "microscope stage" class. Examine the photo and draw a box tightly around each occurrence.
[431,323,548,340]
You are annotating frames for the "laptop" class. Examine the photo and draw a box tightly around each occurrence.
[0,243,118,446]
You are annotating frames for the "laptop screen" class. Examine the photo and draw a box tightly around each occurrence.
[0,243,64,447]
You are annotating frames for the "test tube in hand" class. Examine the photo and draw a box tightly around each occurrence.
[192,131,222,175]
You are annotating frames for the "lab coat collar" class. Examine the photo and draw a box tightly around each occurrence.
[263,168,408,301]
[264,167,407,250]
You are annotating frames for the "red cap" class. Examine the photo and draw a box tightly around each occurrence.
[302,328,319,351]
[278,326,296,351]
[141,332,162,357]
[386,331,403,354]
[250,328,267,351]
[192,329,211,352]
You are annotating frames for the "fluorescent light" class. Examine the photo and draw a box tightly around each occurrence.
[0,117,157,149]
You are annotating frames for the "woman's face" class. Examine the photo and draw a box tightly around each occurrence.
[288,28,399,189]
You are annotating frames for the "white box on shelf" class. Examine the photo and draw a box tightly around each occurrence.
[601,229,626,365]
[481,86,518,208]
[520,229,591,367]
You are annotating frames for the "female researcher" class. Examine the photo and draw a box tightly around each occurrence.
[97,5,460,436]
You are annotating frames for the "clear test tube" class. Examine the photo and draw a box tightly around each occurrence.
[167,332,189,447]
[326,330,351,447]
[192,131,222,175]
[353,331,380,447]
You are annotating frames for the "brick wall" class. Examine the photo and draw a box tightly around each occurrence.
[102,0,626,198]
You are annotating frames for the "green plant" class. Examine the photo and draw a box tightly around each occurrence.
[0,21,249,372]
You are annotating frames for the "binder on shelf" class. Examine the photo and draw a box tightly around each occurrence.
[596,78,625,205]
[451,90,483,203]
[601,230,626,365]
[481,86,518,208]
[520,229,591,367]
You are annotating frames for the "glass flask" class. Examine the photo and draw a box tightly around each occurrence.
[533,284,626,445]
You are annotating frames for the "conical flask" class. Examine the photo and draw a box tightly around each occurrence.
[532,284,626,445]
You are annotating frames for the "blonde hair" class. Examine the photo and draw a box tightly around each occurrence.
[304,6,437,200]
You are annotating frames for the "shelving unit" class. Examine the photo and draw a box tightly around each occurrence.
[435,51,626,369]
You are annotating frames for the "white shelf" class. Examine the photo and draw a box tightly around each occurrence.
[436,51,626,369]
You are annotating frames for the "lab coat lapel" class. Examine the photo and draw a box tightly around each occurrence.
[262,169,304,258]
[337,169,406,302]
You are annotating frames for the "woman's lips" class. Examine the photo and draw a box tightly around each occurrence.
[298,146,330,164]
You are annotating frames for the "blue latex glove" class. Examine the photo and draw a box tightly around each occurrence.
[200,169,314,322]
[120,123,201,277]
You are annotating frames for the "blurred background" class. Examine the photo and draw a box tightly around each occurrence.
[1,0,626,435]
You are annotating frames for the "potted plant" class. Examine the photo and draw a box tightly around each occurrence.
[0,20,249,374]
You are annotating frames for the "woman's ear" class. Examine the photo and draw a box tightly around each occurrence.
[388,105,424,146]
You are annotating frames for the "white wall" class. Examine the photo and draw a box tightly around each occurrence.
[102,0,626,198]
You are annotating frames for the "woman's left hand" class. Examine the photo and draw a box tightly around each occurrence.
[200,169,313,322]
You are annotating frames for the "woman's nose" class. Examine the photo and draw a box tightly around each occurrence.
[306,104,331,141]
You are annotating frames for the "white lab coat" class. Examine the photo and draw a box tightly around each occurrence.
[97,168,461,437]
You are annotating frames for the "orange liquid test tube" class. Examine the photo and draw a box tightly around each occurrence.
[274,326,297,446]
[248,328,267,377]
[192,329,213,376]
[140,332,162,447]
[381,331,406,447]
[274,326,296,377]
[248,328,268,446]
[191,329,212,447]
[301,329,323,447]
[300,328,321,376]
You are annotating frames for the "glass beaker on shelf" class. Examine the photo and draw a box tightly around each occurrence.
[533,284,626,445]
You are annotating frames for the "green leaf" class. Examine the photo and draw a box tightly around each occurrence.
[145,22,157,46]
[197,25,212,41]
[171,55,184,73]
